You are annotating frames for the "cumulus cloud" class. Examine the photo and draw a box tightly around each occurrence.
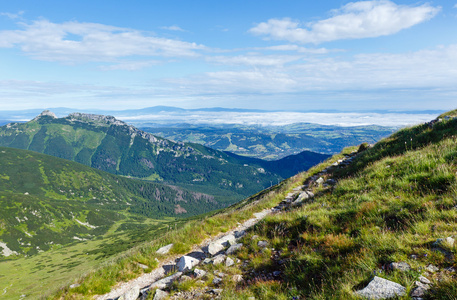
[0,19,205,63]
[249,0,440,44]
[167,44,457,99]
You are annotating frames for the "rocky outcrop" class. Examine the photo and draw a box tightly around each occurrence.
[32,110,57,121]
[355,276,406,299]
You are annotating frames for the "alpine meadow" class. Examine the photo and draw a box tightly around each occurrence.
[1,0,457,300]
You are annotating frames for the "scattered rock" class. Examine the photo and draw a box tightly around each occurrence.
[69,283,80,289]
[212,276,223,285]
[136,262,149,269]
[257,240,269,248]
[233,274,243,283]
[214,271,226,278]
[434,237,455,247]
[153,289,169,300]
[194,268,207,278]
[118,285,140,300]
[355,276,406,299]
[207,288,223,295]
[177,255,200,272]
[226,243,243,255]
[326,179,337,185]
[207,234,236,255]
[316,177,325,185]
[150,272,183,289]
[419,276,431,285]
[212,254,226,265]
[225,257,235,267]
[425,264,439,273]
[388,262,411,272]
[202,258,213,264]
[180,275,192,282]
[234,230,246,239]
[410,285,429,298]
[156,243,173,255]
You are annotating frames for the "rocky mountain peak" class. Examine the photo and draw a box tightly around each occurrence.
[32,110,57,121]
[67,112,128,127]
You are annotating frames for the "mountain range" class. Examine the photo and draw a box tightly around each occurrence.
[0,111,329,201]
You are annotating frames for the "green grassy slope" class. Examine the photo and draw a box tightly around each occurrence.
[201,114,456,299]
[0,112,293,200]
[47,112,457,300]
[0,146,228,258]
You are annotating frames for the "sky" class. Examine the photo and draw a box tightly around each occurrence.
[0,0,456,112]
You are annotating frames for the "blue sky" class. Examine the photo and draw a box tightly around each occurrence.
[0,0,456,112]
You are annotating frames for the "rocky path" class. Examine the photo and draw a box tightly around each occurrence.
[96,209,272,300]
[97,152,359,300]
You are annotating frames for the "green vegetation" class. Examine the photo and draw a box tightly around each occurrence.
[0,146,231,258]
[45,113,457,300]
[187,116,456,299]
[0,112,328,201]
[45,169,306,299]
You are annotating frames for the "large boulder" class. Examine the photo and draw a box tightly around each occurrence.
[355,276,406,299]
[207,234,236,256]
[177,255,200,272]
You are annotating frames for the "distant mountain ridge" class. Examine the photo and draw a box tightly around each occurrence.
[0,111,329,201]
[0,106,444,123]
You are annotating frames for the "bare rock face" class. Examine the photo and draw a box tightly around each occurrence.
[32,110,57,121]
[355,276,406,299]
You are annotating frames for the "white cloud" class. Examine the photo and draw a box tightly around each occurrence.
[0,19,205,63]
[0,11,24,20]
[166,44,457,100]
[161,25,186,32]
[207,54,302,67]
[249,0,440,44]
[99,60,160,71]
[119,111,437,127]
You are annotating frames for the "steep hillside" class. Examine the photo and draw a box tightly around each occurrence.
[45,111,457,300]
[0,146,227,258]
[0,111,304,200]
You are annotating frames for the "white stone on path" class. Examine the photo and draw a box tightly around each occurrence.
[156,243,173,255]
[118,285,140,300]
[177,255,200,272]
